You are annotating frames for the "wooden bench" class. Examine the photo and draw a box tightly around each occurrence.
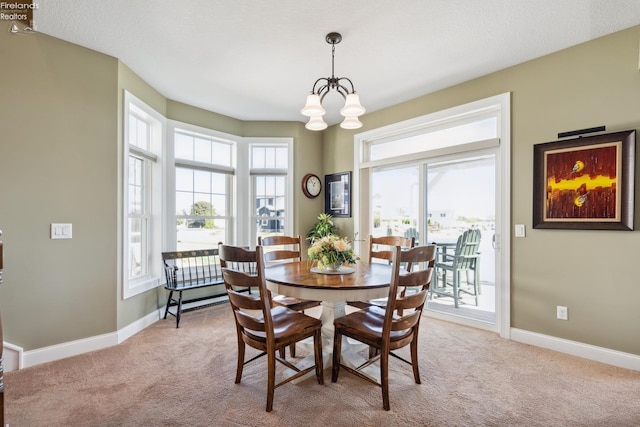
[162,248,247,328]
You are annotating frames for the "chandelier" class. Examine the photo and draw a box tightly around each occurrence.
[301,32,366,131]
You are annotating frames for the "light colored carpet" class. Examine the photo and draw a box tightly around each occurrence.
[5,304,640,426]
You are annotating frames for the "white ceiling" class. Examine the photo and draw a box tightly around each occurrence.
[33,1,640,126]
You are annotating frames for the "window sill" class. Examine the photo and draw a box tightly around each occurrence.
[123,276,161,300]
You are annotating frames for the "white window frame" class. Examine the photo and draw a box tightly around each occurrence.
[167,121,239,250]
[248,138,294,246]
[122,91,165,299]
[353,93,511,338]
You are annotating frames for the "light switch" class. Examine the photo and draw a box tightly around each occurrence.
[51,223,73,239]
[514,224,526,238]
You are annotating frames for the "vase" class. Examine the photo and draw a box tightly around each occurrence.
[323,263,342,272]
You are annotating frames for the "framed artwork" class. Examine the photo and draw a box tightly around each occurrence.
[533,129,635,230]
[325,171,351,218]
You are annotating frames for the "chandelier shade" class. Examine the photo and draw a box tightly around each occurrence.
[301,94,326,117]
[305,116,328,131]
[301,32,365,131]
[340,116,363,130]
[340,93,365,117]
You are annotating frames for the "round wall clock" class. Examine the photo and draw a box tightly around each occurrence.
[302,173,322,198]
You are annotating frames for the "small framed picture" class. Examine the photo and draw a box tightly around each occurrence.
[532,130,635,230]
[325,171,351,218]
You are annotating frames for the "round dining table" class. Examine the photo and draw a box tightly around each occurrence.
[265,260,394,373]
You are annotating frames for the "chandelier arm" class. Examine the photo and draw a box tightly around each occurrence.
[316,83,331,101]
[334,85,349,100]
[336,77,356,94]
[310,77,330,94]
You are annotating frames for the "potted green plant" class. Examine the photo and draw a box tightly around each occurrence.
[306,213,338,243]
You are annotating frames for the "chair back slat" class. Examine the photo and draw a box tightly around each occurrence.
[233,303,267,332]
[394,290,428,311]
[369,235,414,264]
[219,243,257,276]
[258,235,302,264]
[399,268,433,290]
[390,309,424,332]
[454,229,481,269]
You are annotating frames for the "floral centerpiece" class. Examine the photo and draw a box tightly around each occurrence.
[307,234,359,271]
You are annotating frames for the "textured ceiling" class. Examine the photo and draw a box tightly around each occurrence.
[32,0,640,126]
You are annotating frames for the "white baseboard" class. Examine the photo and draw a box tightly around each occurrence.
[511,328,640,371]
[3,310,160,372]
[2,341,24,372]
[5,313,638,373]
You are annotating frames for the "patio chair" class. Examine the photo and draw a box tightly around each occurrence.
[431,228,481,308]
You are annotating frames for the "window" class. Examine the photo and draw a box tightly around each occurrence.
[366,117,497,162]
[250,142,292,244]
[123,91,164,299]
[173,128,234,250]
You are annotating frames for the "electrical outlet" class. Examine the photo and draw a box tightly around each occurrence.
[557,306,568,320]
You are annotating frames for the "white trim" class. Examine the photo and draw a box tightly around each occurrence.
[2,341,24,372]
[423,310,496,332]
[117,309,161,342]
[22,332,118,369]
[3,310,160,372]
[511,328,640,371]
[360,137,500,169]
[497,93,511,339]
[246,138,295,245]
[354,92,511,337]
[5,315,637,373]
[122,90,166,299]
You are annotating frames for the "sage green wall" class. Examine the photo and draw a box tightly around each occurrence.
[0,32,323,351]
[2,25,638,359]
[323,26,640,355]
[0,32,119,348]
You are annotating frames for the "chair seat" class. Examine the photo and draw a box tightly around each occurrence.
[244,305,322,343]
[334,306,413,345]
[346,298,387,310]
[273,295,321,312]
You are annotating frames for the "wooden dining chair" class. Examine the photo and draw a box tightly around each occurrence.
[258,235,321,357]
[218,243,288,359]
[221,245,324,412]
[332,245,434,411]
[348,234,417,310]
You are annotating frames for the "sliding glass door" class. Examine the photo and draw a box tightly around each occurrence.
[425,154,496,323]
[356,94,510,333]
[369,151,496,324]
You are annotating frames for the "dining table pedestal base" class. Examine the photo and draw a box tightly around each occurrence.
[283,300,379,383]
